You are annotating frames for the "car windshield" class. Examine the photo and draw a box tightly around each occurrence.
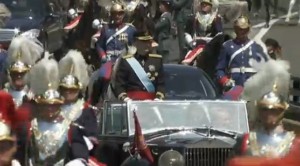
[0,0,47,18]
[127,100,249,136]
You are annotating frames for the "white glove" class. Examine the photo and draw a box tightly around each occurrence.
[67,8,78,19]
[154,98,162,101]
[83,136,94,151]
[124,97,132,102]
[65,158,88,166]
[184,33,193,45]
[224,79,235,91]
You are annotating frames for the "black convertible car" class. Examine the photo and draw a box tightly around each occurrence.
[95,100,250,166]
[93,65,249,166]
[0,0,66,52]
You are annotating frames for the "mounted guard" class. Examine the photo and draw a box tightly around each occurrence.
[96,2,136,63]
[58,50,99,146]
[182,0,223,65]
[58,50,89,122]
[3,35,43,108]
[242,59,294,157]
[26,53,68,165]
[215,16,269,99]
[27,52,104,166]
[227,59,300,166]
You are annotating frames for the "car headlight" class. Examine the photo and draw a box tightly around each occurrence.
[158,150,185,166]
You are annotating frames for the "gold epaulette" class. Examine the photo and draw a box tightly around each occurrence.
[122,54,133,59]
[149,54,162,58]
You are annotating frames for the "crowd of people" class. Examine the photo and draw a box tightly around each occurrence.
[0,0,299,165]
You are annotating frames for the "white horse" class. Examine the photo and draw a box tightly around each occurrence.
[285,0,300,24]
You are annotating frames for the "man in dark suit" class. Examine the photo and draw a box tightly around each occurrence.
[114,31,165,101]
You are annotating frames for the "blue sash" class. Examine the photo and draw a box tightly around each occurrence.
[126,57,155,93]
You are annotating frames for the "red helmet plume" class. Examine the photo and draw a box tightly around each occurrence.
[0,90,30,129]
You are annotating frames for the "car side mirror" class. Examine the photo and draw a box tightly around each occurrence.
[67,8,78,20]
[92,19,103,30]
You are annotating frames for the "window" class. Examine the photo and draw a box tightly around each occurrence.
[103,103,128,136]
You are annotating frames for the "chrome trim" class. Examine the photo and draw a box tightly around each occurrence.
[0,29,19,42]
[184,148,234,166]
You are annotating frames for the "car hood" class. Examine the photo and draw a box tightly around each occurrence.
[3,15,43,31]
[146,131,237,148]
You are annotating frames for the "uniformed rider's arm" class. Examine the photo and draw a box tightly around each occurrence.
[76,108,98,138]
[154,55,165,100]
[96,26,107,61]
[215,43,230,86]
[69,126,90,162]
[114,57,130,101]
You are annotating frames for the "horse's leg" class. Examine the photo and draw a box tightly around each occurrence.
[286,0,296,22]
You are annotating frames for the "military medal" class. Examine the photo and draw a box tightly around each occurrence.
[149,65,155,72]
[147,72,151,77]
[118,33,128,43]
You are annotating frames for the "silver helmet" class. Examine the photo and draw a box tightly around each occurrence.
[29,52,64,105]
[256,84,289,111]
[58,50,89,91]
[243,59,290,111]
[8,52,31,73]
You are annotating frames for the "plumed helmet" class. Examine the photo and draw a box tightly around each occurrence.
[110,3,125,13]
[9,52,31,73]
[29,52,64,105]
[58,50,89,91]
[7,35,43,68]
[256,84,289,111]
[234,15,251,29]
[242,59,290,113]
